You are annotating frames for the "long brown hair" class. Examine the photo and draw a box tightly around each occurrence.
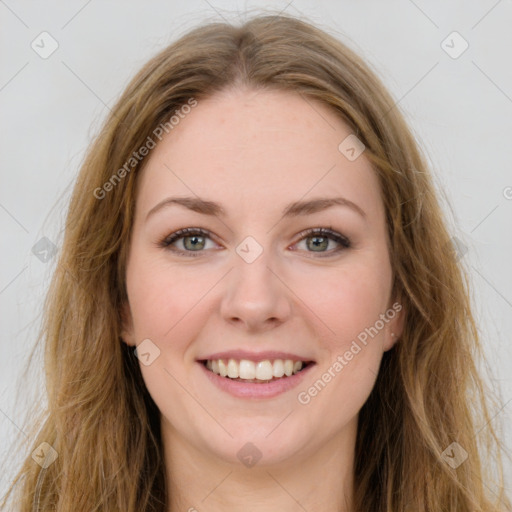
[2,12,510,511]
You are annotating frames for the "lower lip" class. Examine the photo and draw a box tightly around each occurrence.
[198,361,316,399]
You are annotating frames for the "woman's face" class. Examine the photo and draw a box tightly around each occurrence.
[121,87,403,468]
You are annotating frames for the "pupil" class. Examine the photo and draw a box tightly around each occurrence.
[185,236,204,250]
[309,236,327,251]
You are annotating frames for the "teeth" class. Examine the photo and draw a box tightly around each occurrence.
[256,360,273,380]
[273,359,285,377]
[227,359,239,378]
[218,359,228,377]
[239,359,255,379]
[204,358,306,380]
[284,360,294,377]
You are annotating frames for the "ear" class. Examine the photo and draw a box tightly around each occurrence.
[120,301,136,347]
[383,299,405,352]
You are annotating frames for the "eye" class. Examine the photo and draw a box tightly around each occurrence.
[291,227,351,257]
[158,228,218,257]
[158,226,351,257]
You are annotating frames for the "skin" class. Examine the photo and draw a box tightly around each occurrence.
[121,86,404,512]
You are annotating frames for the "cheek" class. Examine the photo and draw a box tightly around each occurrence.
[299,258,392,344]
[294,260,391,426]
[301,349,380,434]
[126,253,212,341]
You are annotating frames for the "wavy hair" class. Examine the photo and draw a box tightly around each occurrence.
[2,12,510,511]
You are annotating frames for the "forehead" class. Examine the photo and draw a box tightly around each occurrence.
[135,87,384,223]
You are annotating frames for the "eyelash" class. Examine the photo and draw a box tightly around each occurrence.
[158,227,351,258]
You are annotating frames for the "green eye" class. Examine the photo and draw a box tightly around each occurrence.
[159,227,351,257]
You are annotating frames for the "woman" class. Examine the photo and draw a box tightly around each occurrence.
[2,13,510,512]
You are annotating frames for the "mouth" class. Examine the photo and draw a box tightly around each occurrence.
[199,358,315,383]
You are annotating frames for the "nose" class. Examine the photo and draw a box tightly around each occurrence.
[220,249,292,332]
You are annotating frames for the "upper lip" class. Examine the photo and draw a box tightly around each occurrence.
[198,350,315,363]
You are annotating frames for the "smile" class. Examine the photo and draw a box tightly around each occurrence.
[198,356,316,399]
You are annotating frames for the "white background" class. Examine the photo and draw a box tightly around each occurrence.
[1,0,511,501]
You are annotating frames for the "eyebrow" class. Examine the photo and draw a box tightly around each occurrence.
[145,195,367,221]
